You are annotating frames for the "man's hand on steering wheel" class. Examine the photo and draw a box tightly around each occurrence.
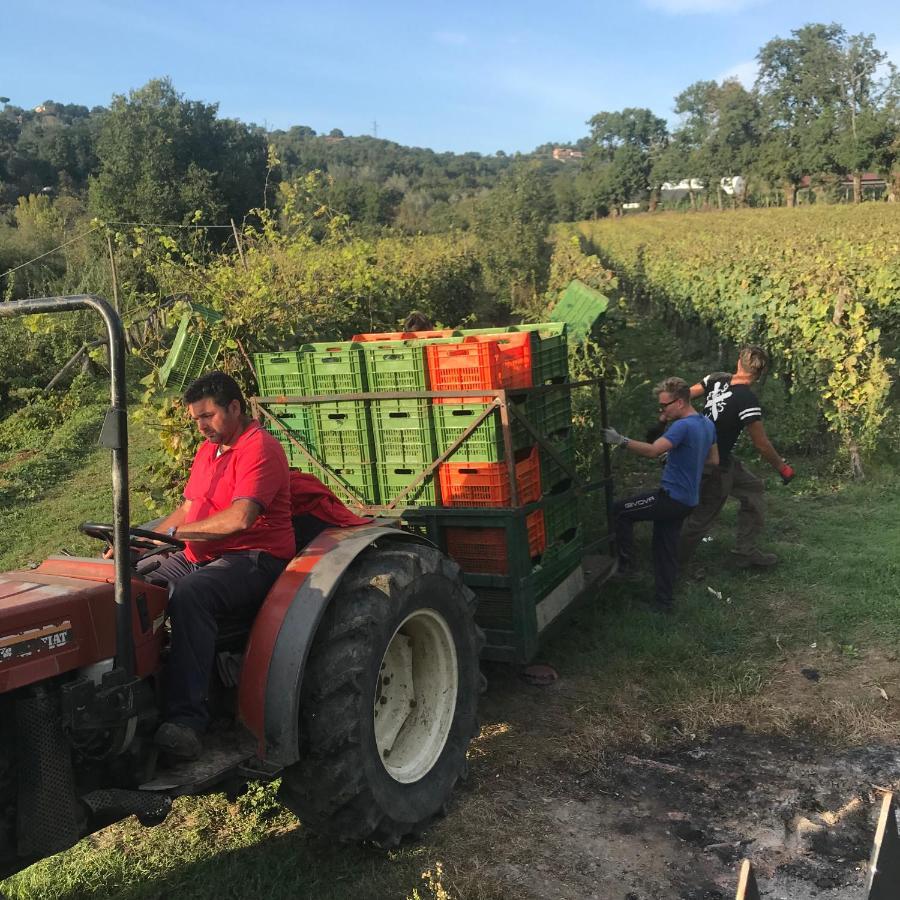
[81,522,185,561]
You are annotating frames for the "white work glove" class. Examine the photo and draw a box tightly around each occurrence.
[602,426,630,446]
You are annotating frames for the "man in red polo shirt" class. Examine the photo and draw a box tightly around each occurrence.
[148,371,295,760]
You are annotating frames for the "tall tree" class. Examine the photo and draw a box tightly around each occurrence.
[89,78,265,225]
[584,108,668,213]
[755,23,845,205]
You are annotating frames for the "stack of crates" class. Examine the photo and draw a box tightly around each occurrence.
[252,321,585,658]
[360,337,445,507]
[253,342,378,507]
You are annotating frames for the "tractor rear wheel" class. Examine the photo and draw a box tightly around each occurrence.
[278,541,483,845]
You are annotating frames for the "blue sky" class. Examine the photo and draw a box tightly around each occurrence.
[3,0,899,154]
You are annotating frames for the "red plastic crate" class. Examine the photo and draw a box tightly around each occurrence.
[445,510,546,574]
[351,329,456,342]
[426,333,533,403]
[438,446,541,508]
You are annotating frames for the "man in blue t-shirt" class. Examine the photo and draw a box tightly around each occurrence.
[602,376,718,613]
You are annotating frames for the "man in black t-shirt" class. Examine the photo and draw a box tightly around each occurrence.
[679,346,795,569]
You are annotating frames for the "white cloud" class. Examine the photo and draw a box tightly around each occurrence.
[433,31,469,46]
[719,59,759,88]
[643,0,767,13]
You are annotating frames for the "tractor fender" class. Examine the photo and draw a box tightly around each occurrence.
[237,524,432,765]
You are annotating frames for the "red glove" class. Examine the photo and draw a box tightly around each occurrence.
[779,463,795,485]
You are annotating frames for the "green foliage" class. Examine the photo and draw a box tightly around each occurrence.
[582,205,900,472]
[472,163,553,311]
[88,78,266,226]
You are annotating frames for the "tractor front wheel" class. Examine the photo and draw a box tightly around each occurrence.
[278,541,482,845]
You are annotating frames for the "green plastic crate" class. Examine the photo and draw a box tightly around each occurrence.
[526,323,568,384]
[263,403,320,468]
[527,387,572,435]
[543,491,579,545]
[300,342,367,394]
[315,401,376,465]
[159,305,224,391]
[434,402,530,462]
[316,463,379,507]
[377,463,440,507]
[540,431,576,494]
[361,341,431,392]
[551,281,609,343]
[253,351,306,397]
[371,400,436,464]
[533,527,583,597]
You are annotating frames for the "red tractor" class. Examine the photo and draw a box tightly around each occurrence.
[0,295,483,881]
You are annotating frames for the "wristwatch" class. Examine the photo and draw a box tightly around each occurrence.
[166,526,178,538]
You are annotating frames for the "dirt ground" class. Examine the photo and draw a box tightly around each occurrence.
[442,650,900,900]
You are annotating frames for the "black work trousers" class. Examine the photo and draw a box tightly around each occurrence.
[614,488,693,608]
[145,550,287,731]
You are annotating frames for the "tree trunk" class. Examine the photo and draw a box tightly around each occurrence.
[688,189,696,210]
[716,185,723,210]
[648,189,658,212]
[852,173,862,204]
[782,181,796,207]
[887,170,900,202]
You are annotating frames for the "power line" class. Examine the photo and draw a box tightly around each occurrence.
[0,224,103,283]
[105,221,234,229]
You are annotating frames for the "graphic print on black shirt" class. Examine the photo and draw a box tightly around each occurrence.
[701,374,762,463]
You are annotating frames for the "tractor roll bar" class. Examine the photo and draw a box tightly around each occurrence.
[0,294,134,676]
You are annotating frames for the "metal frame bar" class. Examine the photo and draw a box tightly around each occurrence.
[252,378,610,515]
[0,294,134,676]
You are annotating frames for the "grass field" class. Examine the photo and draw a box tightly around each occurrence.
[3,307,900,898]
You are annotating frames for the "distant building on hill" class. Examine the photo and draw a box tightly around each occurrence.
[552,147,584,161]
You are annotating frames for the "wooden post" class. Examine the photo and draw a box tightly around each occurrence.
[231,219,248,270]
[867,792,900,899]
[734,860,761,900]
[106,231,120,312]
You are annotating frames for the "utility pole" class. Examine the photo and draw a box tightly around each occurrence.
[372,119,378,138]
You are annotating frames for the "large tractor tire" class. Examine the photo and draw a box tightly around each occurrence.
[278,541,483,845]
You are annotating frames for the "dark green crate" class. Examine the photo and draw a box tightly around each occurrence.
[540,431,576,494]
[299,341,367,394]
[533,527,583,597]
[527,387,572,435]
[377,464,440,507]
[263,403,320,467]
[315,401,376,465]
[371,400,436,464]
[544,492,579,545]
[361,341,431,392]
[159,306,224,391]
[253,351,306,397]
[434,402,529,462]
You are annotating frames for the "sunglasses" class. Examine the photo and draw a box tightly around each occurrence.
[658,398,678,411]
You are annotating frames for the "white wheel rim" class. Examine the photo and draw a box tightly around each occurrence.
[373,608,458,784]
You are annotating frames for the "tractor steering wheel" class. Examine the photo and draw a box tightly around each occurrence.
[80,522,186,553]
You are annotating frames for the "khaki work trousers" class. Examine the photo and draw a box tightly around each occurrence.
[679,458,765,562]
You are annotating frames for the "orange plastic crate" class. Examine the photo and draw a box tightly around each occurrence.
[426,333,533,403]
[351,329,456,342]
[438,446,541,508]
[445,510,546,574]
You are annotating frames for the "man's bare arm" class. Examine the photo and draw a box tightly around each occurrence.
[706,442,719,466]
[689,382,705,400]
[745,420,784,472]
[175,499,262,542]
